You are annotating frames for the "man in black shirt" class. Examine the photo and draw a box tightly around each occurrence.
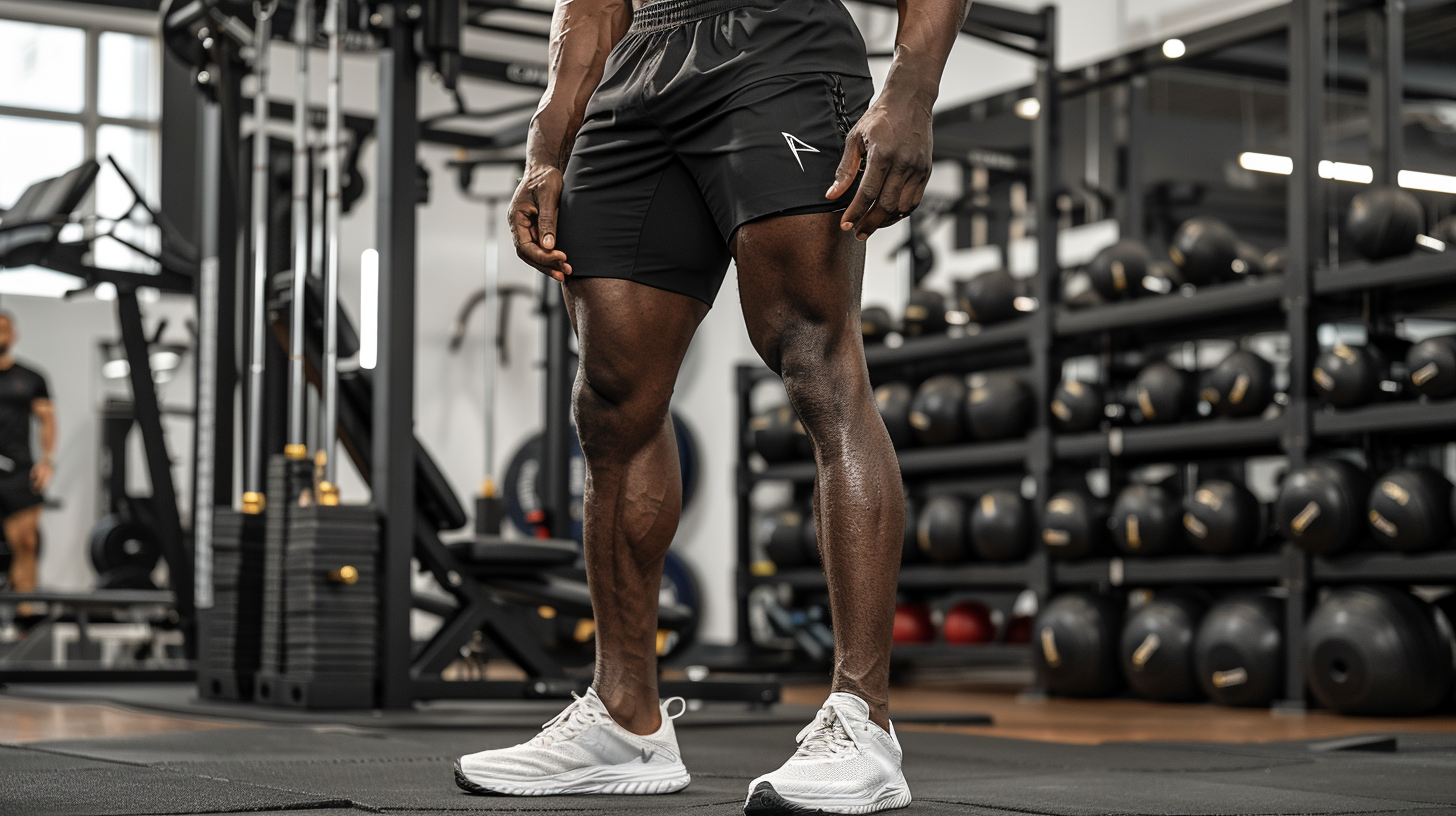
[0,312,56,595]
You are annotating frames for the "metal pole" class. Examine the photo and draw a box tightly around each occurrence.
[194,97,222,611]
[243,1,275,514]
[483,199,499,494]
[287,0,312,460]
[319,0,343,498]
[1367,0,1403,186]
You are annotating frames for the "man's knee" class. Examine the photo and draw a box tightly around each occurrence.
[573,365,671,460]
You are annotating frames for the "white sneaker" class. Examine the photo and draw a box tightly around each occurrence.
[454,687,691,796]
[745,692,911,815]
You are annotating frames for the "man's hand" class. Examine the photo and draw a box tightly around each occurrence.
[826,95,933,241]
[30,460,51,494]
[510,164,573,281]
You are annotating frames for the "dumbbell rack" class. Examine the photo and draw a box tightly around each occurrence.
[735,0,1456,708]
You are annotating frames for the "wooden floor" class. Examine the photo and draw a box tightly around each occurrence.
[3,683,1455,746]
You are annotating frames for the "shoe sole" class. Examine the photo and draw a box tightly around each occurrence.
[454,759,691,796]
[743,781,912,815]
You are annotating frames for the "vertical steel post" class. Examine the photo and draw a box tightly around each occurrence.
[288,0,312,460]
[483,199,499,494]
[319,0,344,494]
[375,4,420,709]
[1281,0,1325,710]
[1367,0,1403,186]
[243,4,274,513]
[542,278,573,538]
[1027,4,1059,693]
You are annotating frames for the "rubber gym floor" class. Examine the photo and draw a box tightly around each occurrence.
[3,682,1456,816]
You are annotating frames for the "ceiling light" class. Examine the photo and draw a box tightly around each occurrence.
[1013,98,1040,120]
[1162,38,1186,59]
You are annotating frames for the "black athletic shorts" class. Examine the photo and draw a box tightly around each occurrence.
[558,0,875,306]
[0,468,41,517]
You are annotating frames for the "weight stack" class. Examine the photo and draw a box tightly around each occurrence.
[255,503,379,709]
[257,455,313,681]
[197,509,265,700]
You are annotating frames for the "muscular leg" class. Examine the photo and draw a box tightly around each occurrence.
[734,211,903,732]
[5,506,41,593]
[563,276,709,736]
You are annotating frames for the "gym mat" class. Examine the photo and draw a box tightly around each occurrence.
[6,719,1456,815]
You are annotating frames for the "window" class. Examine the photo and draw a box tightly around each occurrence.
[0,8,160,295]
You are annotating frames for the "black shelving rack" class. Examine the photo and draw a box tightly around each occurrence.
[736,0,1456,708]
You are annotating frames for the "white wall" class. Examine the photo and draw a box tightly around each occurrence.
[11,0,1287,642]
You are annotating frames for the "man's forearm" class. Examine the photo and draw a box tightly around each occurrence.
[882,0,971,109]
[35,402,54,463]
[528,0,633,171]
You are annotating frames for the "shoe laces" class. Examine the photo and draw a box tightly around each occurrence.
[528,692,613,748]
[792,701,867,760]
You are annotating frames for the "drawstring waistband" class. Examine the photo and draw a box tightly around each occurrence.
[628,0,761,34]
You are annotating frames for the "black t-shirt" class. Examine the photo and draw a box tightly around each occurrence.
[0,362,48,473]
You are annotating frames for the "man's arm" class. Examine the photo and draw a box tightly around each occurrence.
[828,0,971,240]
[31,398,54,493]
[511,0,633,280]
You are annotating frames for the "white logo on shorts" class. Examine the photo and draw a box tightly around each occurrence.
[782,132,820,171]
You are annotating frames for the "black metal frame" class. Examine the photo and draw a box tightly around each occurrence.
[737,0,1456,709]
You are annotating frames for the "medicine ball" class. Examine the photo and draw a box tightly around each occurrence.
[1194,595,1284,707]
[902,289,948,337]
[1183,479,1263,555]
[1034,592,1123,697]
[1111,483,1182,557]
[1042,489,1107,560]
[1050,379,1102,432]
[875,382,916,449]
[1121,593,1207,702]
[1366,466,1454,553]
[902,492,920,564]
[1407,336,1456,398]
[1232,241,1266,277]
[909,375,967,446]
[760,510,807,568]
[751,406,809,463]
[1169,217,1241,286]
[1305,585,1453,715]
[1262,246,1290,276]
[894,603,936,645]
[971,489,1031,562]
[1275,458,1369,555]
[956,269,1020,325]
[1203,350,1275,419]
[861,306,895,345]
[1133,362,1191,424]
[1312,344,1386,408]
[1087,240,1151,301]
[1345,186,1424,261]
[944,600,997,644]
[917,495,969,563]
[964,372,1032,441]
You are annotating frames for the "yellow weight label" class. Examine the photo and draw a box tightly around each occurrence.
[1313,368,1336,391]
[1231,373,1250,404]
[1137,388,1156,419]
[1048,497,1075,514]
[1125,515,1142,549]
[1183,512,1209,539]
[1111,261,1127,291]
[906,306,928,320]
[1333,344,1357,362]
[1369,510,1398,538]
[909,411,931,430]
[1200,387,1220,405]
[1065,380,1085,396]
[971,388,989,403]
[1040,628,1062,668]
[1043,529,1071,546]
[1051,400,1072,421]
[1131,632,1160,669]
[981,494,996,516]
[1169,246,1186,266]
[1211,667,1248,688]
[1381,481,1411,506]
[750,416,770,430]
[750,560,777,577]
[1291,501,1321,533]
[1412,362,1440,386]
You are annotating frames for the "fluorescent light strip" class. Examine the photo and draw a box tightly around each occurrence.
[359,248,379,370]
[1239,152,1456,194]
